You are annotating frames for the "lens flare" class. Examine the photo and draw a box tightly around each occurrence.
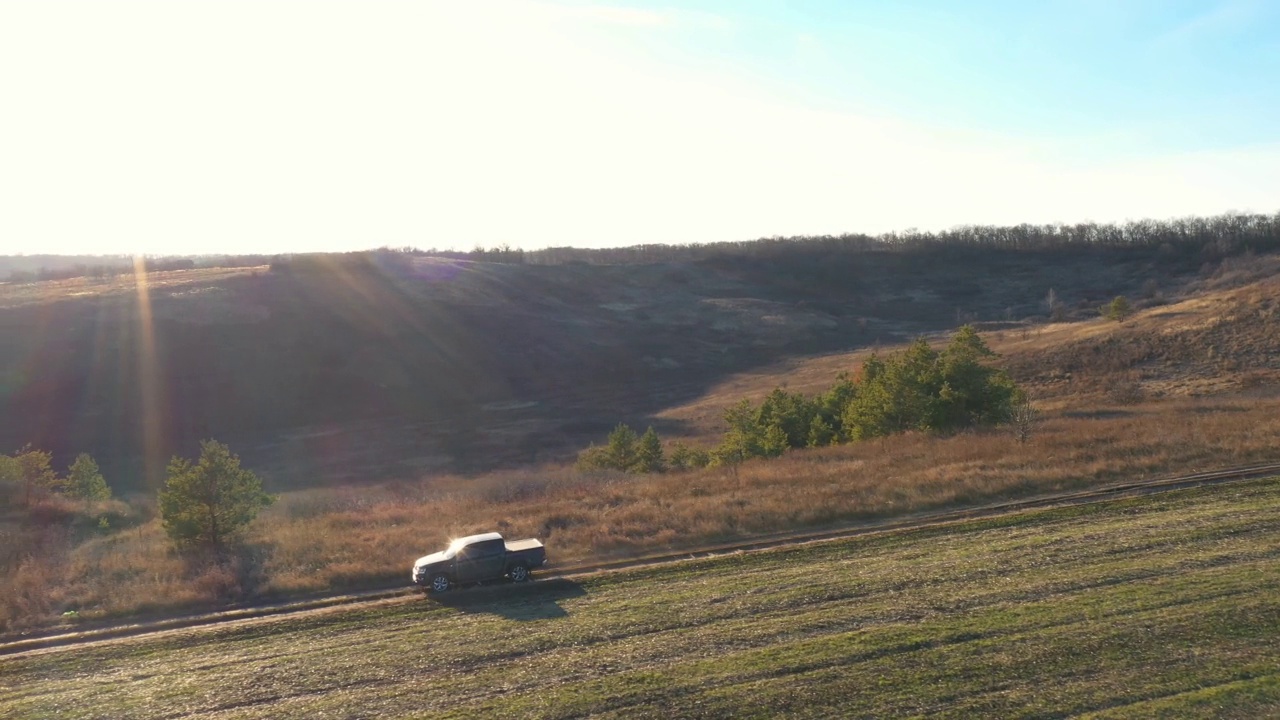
[133,256,164,488]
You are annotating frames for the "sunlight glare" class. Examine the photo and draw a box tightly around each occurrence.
[133,256,164,488]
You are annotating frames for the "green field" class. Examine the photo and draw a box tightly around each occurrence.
[4,479,1280,719]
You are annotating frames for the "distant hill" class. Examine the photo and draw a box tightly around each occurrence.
[2,213,1277,491]
[0,255,135,278]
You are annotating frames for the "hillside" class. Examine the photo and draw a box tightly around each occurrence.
[655,253,1280,441]
[4,236,1280,629]
[6,477,1279,718]
[0,238,1248,491]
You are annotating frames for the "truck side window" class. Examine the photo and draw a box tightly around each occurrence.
[472,539,504,558]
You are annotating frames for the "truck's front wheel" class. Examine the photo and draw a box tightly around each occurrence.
[429,574,451,593]
[509,563,530,583]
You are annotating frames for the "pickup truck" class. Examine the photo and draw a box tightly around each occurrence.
[412,532,547,593]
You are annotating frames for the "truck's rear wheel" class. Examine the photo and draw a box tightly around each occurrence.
[429,574,451,593]
[509,563,530,583]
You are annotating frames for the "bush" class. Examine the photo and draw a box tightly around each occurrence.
[191,562,243,602]
[0,455,19,506]
[668,442,711,471]
[843,327,1021,440]
[577,424,666,473]
[1100,295,1132,321]
[1010,400,1038,444]
[1,447,60,507]
[584,327,1024,471]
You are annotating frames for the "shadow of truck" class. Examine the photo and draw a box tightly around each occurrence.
[428,578,587,621]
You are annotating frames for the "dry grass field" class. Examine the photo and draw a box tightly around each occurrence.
[1,240,1247,489]
[5,477,1279,718]
[0,266,263,310]
[3,266,1279,631]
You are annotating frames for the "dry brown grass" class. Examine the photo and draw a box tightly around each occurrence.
[0,497,136,629]
[9,390,1273,632]
[659,272,1280,442]
[7,272,1280,632]
[0,266,263,309]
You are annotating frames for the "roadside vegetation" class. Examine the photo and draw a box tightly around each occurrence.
[5,477,1279,718]
[0,441,272,630]
[4,383,1278,632]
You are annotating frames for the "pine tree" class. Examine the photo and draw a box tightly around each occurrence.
[843,343,939,440]
[0,454,20,504]
[13,446,58,506]
[1101,295,1132,321]
[757,388,818,449]
[634,427,665,473]
[604,424,640,472]
[160,440,273,553]
[668,442,693,471]
[717,399,767,462]
[761,424,789,458]
[937,325,1020,428]
[668,442,711,470]
[816,374,857,440]
[66,453,110,501]
[807,415,835,447]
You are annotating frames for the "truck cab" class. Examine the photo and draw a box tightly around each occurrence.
[412,532,547,593]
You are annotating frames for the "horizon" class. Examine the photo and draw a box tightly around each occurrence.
[3,0,1279,256]
[1,207,1279,262]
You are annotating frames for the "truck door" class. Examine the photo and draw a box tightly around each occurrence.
[456,539,506,583]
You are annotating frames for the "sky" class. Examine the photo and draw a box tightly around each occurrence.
[1,0,1278,256]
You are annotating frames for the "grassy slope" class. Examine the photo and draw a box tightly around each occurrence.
[5,477,1280,719]
[658,268,1280,442]
[7,271,1280,631]
[0,244,1222,488]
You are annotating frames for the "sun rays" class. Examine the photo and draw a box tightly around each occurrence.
[132,256,164,488]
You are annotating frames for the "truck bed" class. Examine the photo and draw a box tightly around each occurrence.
[505,538,543,552]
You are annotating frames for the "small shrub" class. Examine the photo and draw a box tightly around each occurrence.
[1100,296,1132,321]
[1106,377,1145,405]
[1010,400,1038,444]
[191,562,242,602]
[668,442,711,470]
